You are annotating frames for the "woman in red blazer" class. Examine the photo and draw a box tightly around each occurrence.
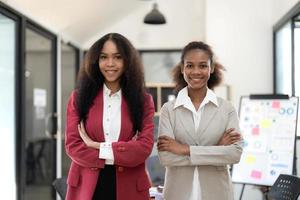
[65,33,155,200]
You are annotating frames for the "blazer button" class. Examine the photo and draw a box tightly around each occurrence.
[118,166,124,172]
[90,167,99,171]
[118,146,125,151]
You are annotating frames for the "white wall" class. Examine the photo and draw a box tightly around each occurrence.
[83,0,205,50]
[205,0,274,109]
[272,0,300,24]
[84,0,299,108]
[205,0,299,109]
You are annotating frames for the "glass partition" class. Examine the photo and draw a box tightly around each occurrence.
[0,12,17,200]
[275,21,292,95]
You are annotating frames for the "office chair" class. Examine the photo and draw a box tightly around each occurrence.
[268,174,300,200]
[52,176,67,200]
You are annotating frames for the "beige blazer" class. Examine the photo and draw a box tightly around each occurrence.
[158,97,243,200]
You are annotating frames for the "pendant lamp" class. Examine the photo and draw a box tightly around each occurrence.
[143,3,166,25]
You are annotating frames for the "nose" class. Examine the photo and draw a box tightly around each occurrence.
[192,67,201,74]
[107,58,114,67]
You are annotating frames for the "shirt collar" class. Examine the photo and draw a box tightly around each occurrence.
[174,87,189,109]
[103,83,122,98]
[205,88,219,107]
[174,87,218,109]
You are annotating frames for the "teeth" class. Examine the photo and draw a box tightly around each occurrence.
[106,70,116,74]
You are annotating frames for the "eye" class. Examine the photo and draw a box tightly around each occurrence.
[185,64,193,68]
[114,55,122,60]
[99,55,107,60]
[199,64,208,69]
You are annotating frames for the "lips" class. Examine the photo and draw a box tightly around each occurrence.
[190,77,204,81]
[105,70,118,75]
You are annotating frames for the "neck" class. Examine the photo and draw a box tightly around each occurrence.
[105,82,120,95]
[188,86,207,103]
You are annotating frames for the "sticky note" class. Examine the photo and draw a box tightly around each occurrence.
[251,170,262,179]
[252,127,260,136]
[245,155,256,164]
[260,119,272,128]
[272,101,280,109]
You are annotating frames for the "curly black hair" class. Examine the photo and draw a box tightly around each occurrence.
[173,41,225,93]
[75,33,146,132]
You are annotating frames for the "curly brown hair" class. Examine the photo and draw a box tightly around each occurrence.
[76,33,146,131]
[173,41,225,93]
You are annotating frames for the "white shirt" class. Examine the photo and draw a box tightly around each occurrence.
[174,86,219,200]
[99,84,122,165]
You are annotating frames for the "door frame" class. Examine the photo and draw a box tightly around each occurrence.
[23,20,58,199]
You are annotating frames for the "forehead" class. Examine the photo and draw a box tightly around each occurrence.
[101,40,119,53]
[184,49,210,62]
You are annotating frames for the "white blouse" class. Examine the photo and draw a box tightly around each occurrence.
[99,84,122,165]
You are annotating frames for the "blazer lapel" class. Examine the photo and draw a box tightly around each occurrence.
[177,107,198,142]
[197,102,218,136]
[93,88,105,142]
[118,95,133,141]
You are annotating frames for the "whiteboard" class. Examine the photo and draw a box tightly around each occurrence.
[232,96,299,186]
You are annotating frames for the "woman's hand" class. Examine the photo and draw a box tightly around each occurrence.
[157,135,190,156]
[217,128,241,146]
[78,121,100,149]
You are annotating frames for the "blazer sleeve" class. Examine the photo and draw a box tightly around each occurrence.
[158,103,192,167]
[189,102,243,166]
[112,94,155,167]
[65,91,105,168]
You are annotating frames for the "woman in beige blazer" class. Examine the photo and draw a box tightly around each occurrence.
[157,41,243,200]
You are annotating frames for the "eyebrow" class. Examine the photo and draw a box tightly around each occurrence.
[100,52,121,55]
[185,61,208,64]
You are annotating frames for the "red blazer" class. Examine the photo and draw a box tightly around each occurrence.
[65,88,155,200]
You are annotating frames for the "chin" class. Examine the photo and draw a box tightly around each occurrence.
[189,84,206,90]
[105,76,118,81]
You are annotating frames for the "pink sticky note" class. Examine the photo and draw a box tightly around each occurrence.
[252,127,260,136]
[272,101,280,109]
[251,170,262,179]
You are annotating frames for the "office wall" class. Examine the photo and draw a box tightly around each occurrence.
[206,0,299,108]
[205,0,274,109]
[83,0,205,50]
[272,0,300,24]
[84,0,299,107]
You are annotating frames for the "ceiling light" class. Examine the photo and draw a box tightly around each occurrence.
[143,3,166,25]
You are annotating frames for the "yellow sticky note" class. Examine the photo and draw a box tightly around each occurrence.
[245,155,256,164]
[260,119,272,128]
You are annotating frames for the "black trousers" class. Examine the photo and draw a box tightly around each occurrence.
[92,165,116,200]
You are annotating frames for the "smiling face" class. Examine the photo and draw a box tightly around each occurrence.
[98,40,125,92]
[182,49,214,91]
